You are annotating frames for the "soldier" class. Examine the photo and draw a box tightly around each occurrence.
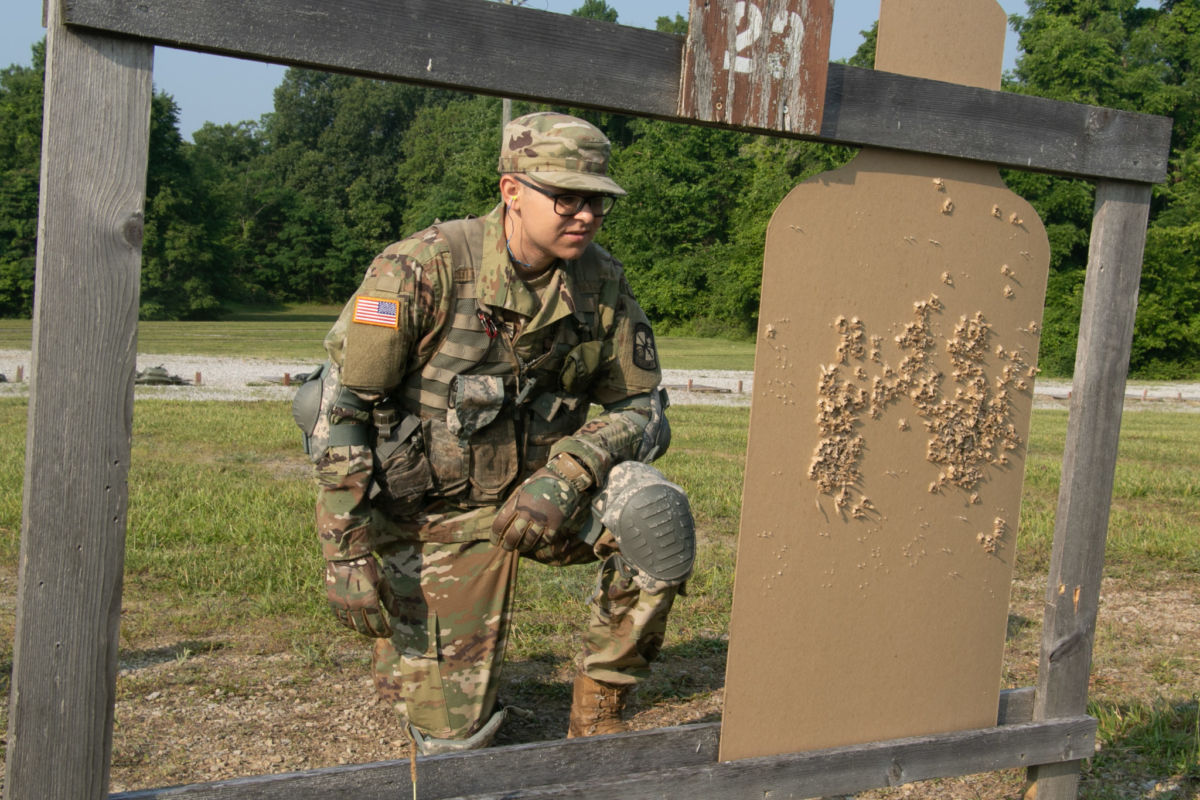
[297,111,695,754]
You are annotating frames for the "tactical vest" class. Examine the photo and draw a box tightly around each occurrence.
[382,217,621,511]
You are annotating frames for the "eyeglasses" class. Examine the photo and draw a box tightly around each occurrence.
[515,176,617,217]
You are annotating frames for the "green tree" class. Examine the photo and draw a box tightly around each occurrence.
[397,94,507,233]
[599,119,756,334]
[571,0,618,23]
[655,14,689,35]
[139,93,229,319]
[846,20,878,67]
[0,41,44,317]
[257,70,445,302]
[1009,0,1200,377]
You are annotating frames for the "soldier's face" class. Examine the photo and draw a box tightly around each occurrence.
[503,175,604,272]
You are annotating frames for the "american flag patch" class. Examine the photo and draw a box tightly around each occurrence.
[352,296,400,328]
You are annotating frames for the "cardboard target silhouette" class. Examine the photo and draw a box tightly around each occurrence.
[720,0,1051,761]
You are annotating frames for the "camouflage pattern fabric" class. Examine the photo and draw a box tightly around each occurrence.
[370,518,679,740]
[315,443,374,561]
[447,374,505,438]
[325,556,400,638]
[313,112,681,743]
[490,452,593,552]
[372,539,519,740]
[315,203,661,559]
[498,111,626,196]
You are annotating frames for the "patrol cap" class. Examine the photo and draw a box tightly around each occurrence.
[498,112,626,196]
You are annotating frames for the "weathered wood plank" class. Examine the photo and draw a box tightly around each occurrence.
[109,689,1046,799]
[61,0,682,119]
[60,0,1172,182]
[449,717,1096,800]
[1027,181,1153,799]
[679,0,832,133]
[818,65,1171,184]
[110,724,721,799]
[999,685,1035,725]
[4,5,152,800]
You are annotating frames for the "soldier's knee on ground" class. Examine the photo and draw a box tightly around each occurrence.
[407,707,508,755]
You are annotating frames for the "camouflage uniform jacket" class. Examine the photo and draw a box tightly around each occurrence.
[316,203,662,560]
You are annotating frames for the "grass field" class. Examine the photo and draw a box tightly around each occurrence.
[0,306,759,369]
[0,316,1196,796]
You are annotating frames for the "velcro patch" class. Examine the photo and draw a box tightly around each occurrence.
[633,323,658,371]
[353,296,400,328]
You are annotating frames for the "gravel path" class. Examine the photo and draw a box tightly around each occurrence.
[2,349,1198,409]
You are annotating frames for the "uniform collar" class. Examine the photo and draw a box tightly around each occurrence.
[479,202,582,338]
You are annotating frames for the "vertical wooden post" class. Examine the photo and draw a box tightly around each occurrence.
[680,0,832,133]
[4,2,152,798]
[1027,181,1152,800]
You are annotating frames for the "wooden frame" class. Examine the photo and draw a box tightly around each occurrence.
[7,1,1171,798]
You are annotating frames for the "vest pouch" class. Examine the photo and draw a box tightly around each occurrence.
[467,413,519,504]
[424,418,470,500]
[447,374,505,437]
[447,375,519,505]
[372,408,432,519]
[425,375,519,506]
[560,340,605,394]
[523,392,589,474]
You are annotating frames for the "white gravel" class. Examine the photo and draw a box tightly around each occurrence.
[1,350,1198,410]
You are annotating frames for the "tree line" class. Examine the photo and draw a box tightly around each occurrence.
[1,0,1198,377]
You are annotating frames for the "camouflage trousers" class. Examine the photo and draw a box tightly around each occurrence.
[370,515,680,741]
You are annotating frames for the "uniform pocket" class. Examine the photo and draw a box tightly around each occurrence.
[373,419,433,518]
[468,415,519,504]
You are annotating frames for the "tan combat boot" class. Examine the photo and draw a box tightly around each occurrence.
[567,672,629,738]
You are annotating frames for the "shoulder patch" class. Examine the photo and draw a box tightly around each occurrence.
[633,323,659,371]
[353,296,400,329]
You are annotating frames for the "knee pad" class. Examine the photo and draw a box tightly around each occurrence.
[591,461,695,583]
[408,707,507,755]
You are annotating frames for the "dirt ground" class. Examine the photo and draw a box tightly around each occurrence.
[0,569,1192,798]
[1,355,1197,796]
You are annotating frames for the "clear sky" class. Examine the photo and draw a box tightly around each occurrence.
[2,0,1027,140]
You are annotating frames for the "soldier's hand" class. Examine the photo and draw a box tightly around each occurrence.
[491,453,593,553]
[324,556,400,638]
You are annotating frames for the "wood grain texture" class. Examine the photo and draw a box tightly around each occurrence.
[60,0,1172,182]
[679,0,832,133]
[111,716,1092,799]
[62,0,681,118]
[5,5,152,800]
[1028,180,1153,800]
[108,690,1046,799]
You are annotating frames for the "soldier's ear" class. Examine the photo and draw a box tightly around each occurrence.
[499,174,521,209]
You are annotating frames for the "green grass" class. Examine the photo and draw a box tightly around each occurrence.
[1085,697,1200,792]
[0,310,758,370]
[2,400,1196,628]
[0,306,342,362]
[656,336,757,371]
[1016,410,1200,581]
[1,321,1198,794]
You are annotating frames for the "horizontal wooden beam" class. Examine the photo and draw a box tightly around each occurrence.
[819,66,1171,184]
[111,689,1084,800]
[62,0,1171,183]
[456,717,1096,800]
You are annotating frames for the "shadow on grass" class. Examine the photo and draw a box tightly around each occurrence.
[1007,612,1035,639]
[118,639,228,671]
[1083,696,1200,795]
[494,636,728,746]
